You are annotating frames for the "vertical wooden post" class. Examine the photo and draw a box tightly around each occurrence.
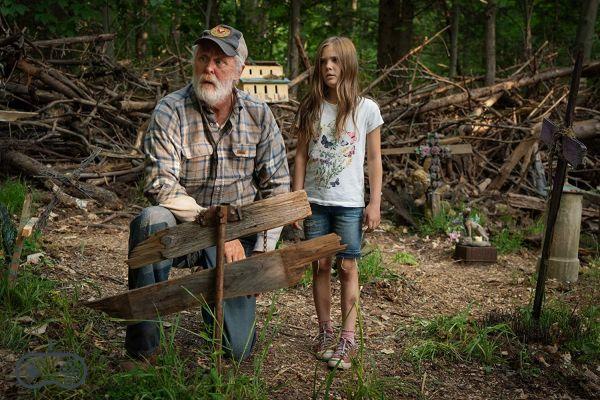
[8,193,32,287]
[214,204,228,373]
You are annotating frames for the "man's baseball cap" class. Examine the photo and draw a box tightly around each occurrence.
[195,25,247,60]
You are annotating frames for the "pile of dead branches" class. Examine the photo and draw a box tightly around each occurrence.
[1,28,598,231]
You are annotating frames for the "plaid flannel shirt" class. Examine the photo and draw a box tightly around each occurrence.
[144,84,290,250]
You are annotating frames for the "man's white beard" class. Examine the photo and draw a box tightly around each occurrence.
[193,73,234,106]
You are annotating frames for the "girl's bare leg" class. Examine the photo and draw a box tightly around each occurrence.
[312,257,333,325]
[339,257,359,332]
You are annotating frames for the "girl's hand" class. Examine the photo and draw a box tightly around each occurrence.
[363,203,381,232]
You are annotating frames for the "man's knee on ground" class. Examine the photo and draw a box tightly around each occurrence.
[136,206,177,226]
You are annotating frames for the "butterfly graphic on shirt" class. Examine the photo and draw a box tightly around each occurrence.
[321,135,335,149]
[329,178,340,187]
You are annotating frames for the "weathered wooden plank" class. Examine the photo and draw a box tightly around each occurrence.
[381,143,472,156]
[86,234,345,321]
[127,191,311,269]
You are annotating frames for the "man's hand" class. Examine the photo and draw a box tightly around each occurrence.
[224,240,246,263]
[363,202,381,232]
[292,219,303,230]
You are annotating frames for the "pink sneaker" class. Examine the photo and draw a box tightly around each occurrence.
[312,330,335,361]
[327,338,358,370]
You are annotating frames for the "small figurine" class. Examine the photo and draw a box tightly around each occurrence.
[459,208,491,247]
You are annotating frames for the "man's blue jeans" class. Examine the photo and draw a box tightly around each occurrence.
[125,206,257,361]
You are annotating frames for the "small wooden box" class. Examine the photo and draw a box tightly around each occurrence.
[453,244,497,263]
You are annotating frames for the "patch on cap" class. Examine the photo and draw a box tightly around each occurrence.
[210,25,231,38]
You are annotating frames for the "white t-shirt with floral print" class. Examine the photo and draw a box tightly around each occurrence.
[304,97,383,207]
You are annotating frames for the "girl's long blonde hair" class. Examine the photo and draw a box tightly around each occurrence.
[294,36,359,145]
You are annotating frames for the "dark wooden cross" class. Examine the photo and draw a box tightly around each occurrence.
[532,51,588,320]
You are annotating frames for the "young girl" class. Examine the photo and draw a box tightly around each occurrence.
[292,36,383,370]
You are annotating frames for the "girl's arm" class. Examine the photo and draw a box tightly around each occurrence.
[292,138,309,192]
[292,138,309,229]
[364,126,382,231]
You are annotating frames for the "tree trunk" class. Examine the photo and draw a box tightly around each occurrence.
[450,0,460,78]
[102,1,114,59]
[205,0,220,28]
[135,0,149,59]
[378,0,414,70]
[575,0,599,63]
[288,0,301,97]
[398,0,415,58]
[522,0,533,61]
[484,0,497,86]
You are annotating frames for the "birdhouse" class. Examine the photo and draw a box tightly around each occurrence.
[239,61,290,103]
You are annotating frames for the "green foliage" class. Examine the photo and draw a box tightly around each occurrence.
[0,179,28,216]
[513,303,599,363]
[492,227,524,255]
[393,251,418,266]
[405,309,516,367]
[358,248,398,285]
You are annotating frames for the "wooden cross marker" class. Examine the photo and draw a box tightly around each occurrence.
[382,137,472,217]
[533,51,587,321]
[85,191,347,344]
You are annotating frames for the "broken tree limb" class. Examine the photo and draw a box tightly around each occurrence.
[3,150,122,209]
[383,61,600,122]
[30,33,116,47]
[533,118,600,140]
[488,136,538,191]
[288,68,312,88]
[361,25,450,96]
[382,188,416,227]
[86,233,345,320]
[127,191,312,269]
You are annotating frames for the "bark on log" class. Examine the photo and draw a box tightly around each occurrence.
[383,61,600,121]
[31,33,116,47]
[382,188,416,226]
[3,151,122,209]
[533,118,600,140]
[488,136,537,190]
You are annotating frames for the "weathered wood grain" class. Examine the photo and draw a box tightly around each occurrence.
[127,191,311,269]
[86,234,345,321]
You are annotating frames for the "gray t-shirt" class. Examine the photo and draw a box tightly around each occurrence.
[304,97,383,207]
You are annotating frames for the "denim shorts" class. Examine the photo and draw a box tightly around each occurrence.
[304,203,364,259]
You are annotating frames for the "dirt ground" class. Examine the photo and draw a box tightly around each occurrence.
[2,200,599,399]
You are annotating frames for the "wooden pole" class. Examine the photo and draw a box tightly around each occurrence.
[214,205,228,373]
[8,193,33,286]
[532,51,584,320]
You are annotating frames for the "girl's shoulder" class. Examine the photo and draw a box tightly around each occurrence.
[357,96,381,114]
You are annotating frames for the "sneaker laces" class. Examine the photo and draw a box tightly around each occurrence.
[335,338,355,357]
[314,330,333,347]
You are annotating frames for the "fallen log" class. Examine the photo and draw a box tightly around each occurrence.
[31,33,116,47]
[533,118,600,140]
[488,136,537,191]
[383,61,600,121]
[127,191,312,268]
[3,150,122,209]
[86,233,345,320]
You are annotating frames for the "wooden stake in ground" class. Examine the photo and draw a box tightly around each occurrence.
[532,51,587,320]
[8,193,38,287]
[214,205,227,373]
[85,234,345,320]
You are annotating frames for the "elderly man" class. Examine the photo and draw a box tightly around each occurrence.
[125,25,290,364]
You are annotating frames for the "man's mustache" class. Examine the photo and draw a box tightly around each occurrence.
[199,75,218,84]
